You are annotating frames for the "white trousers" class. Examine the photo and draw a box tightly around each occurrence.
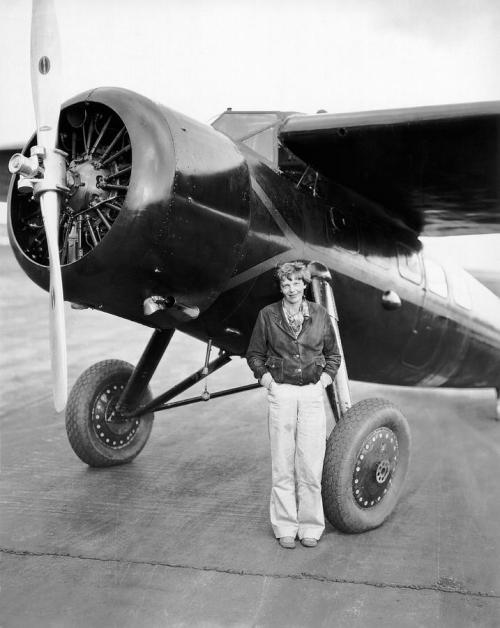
[267,382,326,540]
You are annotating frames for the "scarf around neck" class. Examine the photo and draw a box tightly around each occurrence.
[282,299,309,337]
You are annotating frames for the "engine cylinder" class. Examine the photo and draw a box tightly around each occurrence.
[8,87,251,325]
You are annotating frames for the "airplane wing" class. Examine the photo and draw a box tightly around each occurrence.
[278,102,500,237]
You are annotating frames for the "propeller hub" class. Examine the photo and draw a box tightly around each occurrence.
[66,159,109,213]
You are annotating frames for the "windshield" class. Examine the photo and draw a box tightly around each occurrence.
[212,112,280,163]
[212,112,279,141]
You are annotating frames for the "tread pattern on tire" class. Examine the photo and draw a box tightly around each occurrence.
[322,397,411,534]
[65,359,154,467]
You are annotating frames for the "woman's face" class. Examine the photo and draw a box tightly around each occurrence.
[280,273,305,307]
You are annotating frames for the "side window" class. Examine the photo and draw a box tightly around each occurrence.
[397,248,423,284]
[450,268,471,309]
[424,258,448,298]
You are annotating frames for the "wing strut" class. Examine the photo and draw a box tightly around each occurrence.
[308,261,352,421]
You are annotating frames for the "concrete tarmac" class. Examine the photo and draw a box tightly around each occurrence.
[1,245,500,627]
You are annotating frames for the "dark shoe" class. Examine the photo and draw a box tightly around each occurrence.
[278,536,296,549]
[300,537,318,548]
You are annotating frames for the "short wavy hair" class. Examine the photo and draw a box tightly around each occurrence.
[275,261,311,285]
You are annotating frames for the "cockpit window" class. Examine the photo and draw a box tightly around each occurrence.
[449,268,472,309]
[397,248,423,284]
[241,126,276,163]
[424,258,448,298]
[212,110,292,166]
[212,112,279,142]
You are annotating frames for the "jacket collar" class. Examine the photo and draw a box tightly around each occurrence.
[269,299,312,339]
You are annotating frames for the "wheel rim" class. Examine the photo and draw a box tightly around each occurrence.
[352,427,399,509]
[91,382,141,449]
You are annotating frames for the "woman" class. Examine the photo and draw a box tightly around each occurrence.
[246,261,341,549]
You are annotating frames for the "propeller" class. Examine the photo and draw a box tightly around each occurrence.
[30,0,68,411]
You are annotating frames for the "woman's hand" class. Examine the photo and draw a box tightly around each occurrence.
[320,372,333,388]
[260,372,274,390]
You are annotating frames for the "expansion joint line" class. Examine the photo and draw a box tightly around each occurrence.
[1,547,498,599]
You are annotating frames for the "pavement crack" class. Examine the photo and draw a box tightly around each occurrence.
[2,546,498,600]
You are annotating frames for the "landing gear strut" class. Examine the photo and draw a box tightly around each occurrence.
[308,262,411,533]
[65,329,260,467]
[65,264,411,533]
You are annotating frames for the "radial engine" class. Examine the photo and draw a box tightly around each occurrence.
[8,87,251,326]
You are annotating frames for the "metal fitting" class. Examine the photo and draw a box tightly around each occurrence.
[143,295,199,320]
[9,153,40,177]
[143,296,173,316]
[17,177,35,195]
[32,148,70,198]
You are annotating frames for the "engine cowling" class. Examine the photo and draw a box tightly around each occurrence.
[8,87,251,326]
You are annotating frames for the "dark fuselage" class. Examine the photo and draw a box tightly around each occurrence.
[183,147,500,389]
[8,89,500,390]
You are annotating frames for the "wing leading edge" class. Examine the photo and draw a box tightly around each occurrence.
[279,102,500,237]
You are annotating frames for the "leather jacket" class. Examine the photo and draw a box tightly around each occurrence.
[246,300,341,385]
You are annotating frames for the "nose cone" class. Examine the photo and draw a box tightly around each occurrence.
[8,87,253,329]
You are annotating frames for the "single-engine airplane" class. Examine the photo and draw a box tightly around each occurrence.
[5,0,500,534]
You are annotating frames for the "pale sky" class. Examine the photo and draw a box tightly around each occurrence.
[1,0,500,268]
[1,0,500,145]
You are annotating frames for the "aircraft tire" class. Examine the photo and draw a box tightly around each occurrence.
[65,359,154,467]
[322,398,411,533]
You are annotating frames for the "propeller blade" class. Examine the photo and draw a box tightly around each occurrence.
[31,0,62,151]
[31,0,68,411]
[41,192,68,412]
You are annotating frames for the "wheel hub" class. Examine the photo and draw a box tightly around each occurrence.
[91,383,140,449]
[375,459,391,484]
[352,427,399,509]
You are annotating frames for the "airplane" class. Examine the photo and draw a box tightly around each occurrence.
[4,0,500,535]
